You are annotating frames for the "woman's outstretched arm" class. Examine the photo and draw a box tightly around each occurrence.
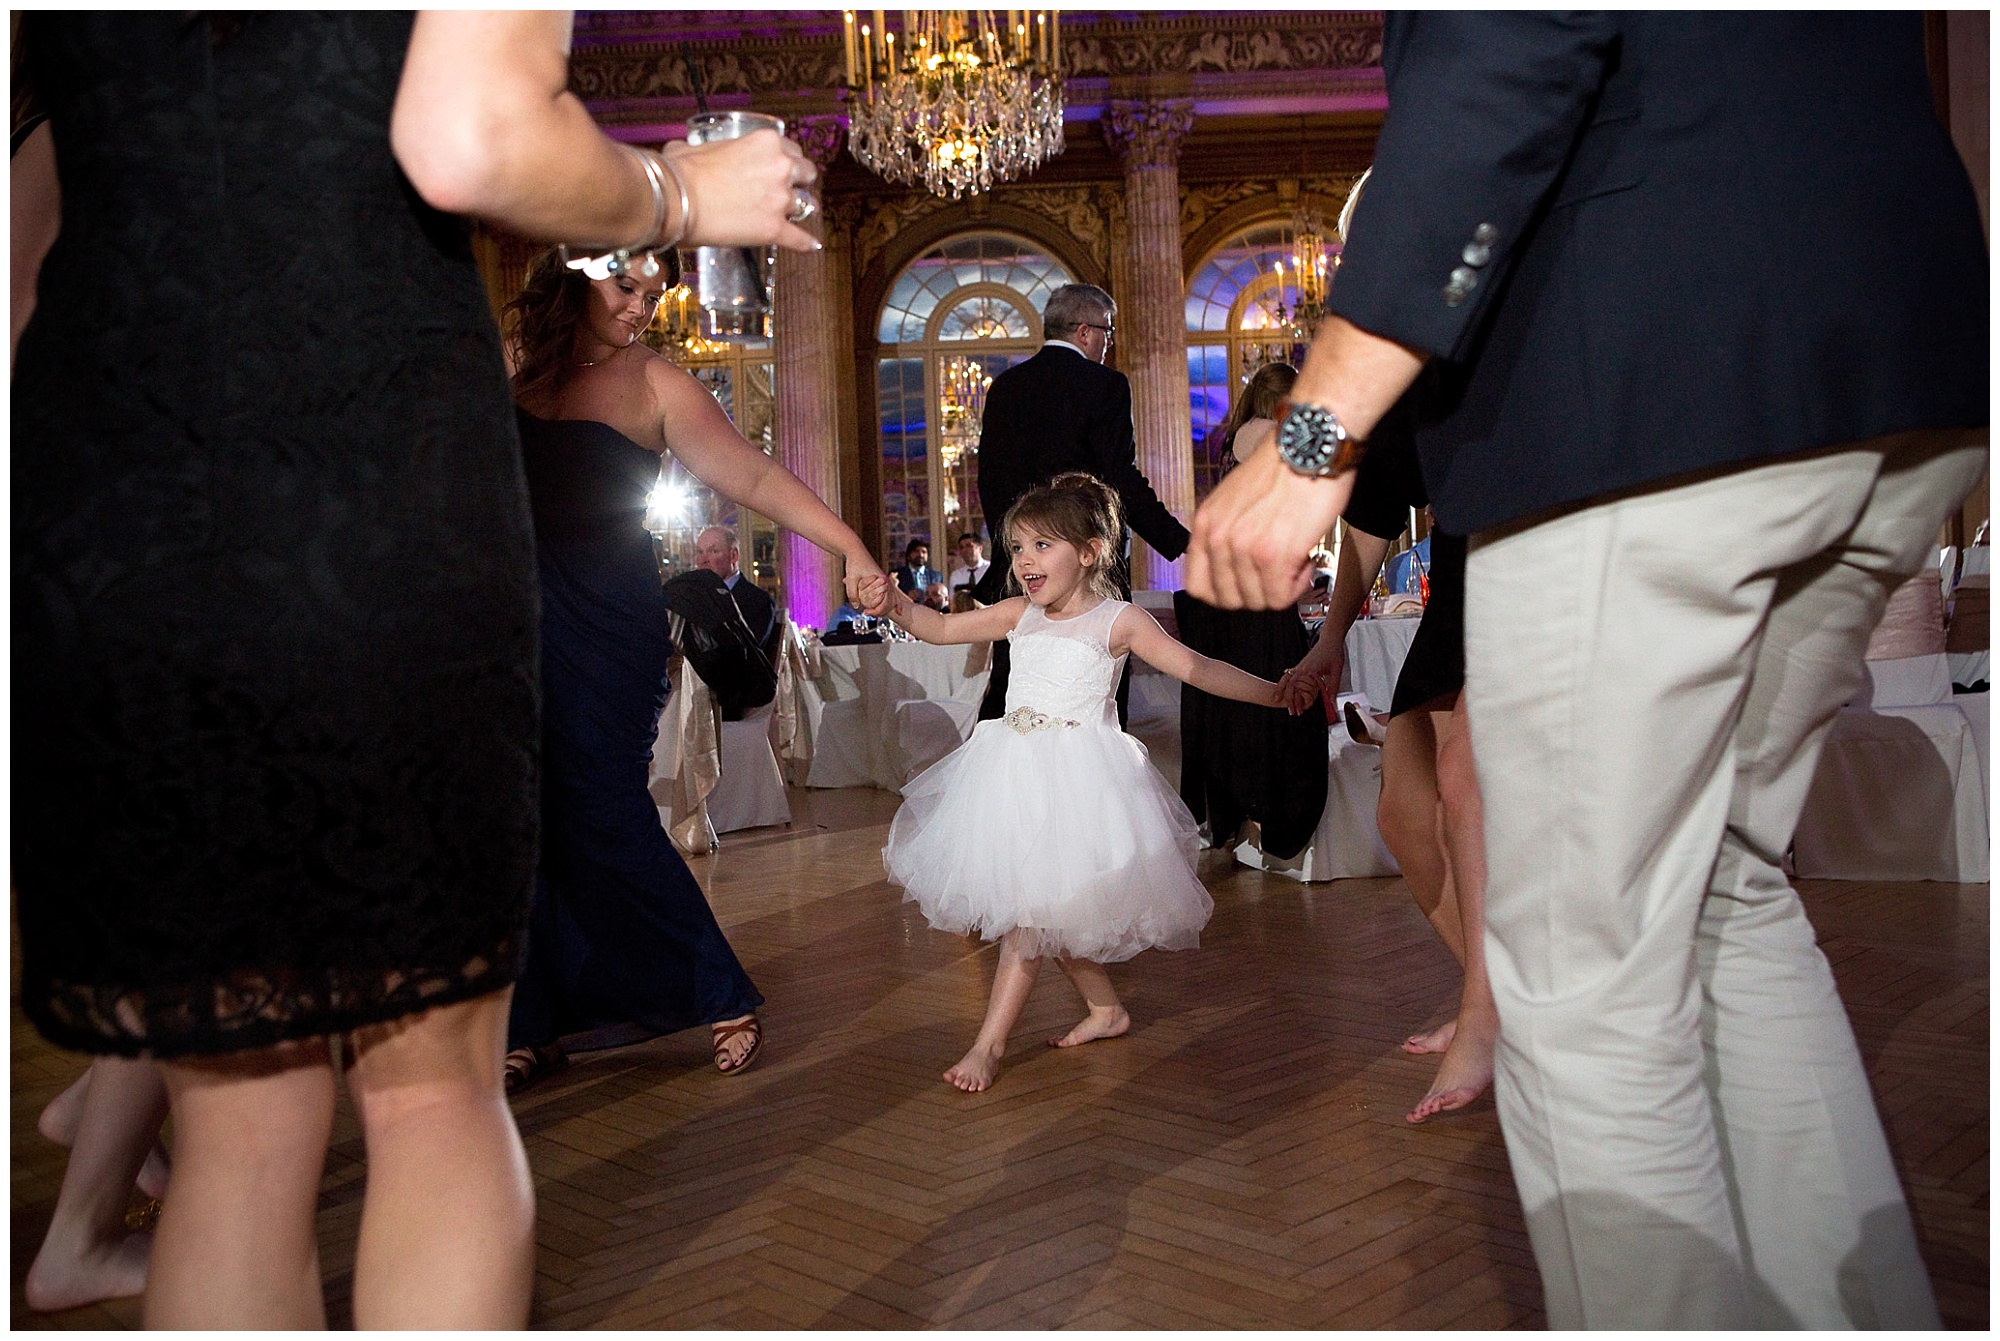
[647,360,887,607]
[1113,607,1284,708]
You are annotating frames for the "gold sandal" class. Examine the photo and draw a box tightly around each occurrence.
[711,1015,763,1075]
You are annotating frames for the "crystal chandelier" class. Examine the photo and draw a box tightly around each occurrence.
[644,280,733,361]
[937,355,993,469]
[843,10,1065,199]
[1260,209,1334,341]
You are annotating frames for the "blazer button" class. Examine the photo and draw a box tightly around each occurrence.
[1461,242,1492,268]
[1443,267,1478,306]
[1473,222,1498,245]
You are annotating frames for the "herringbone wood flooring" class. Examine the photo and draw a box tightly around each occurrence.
[12,784,1989,1328]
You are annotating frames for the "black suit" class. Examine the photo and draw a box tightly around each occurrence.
[1331,13,1985,535]
[718,575,776,721]
[1323,15,1985,1328]
[972,343,1192,722]
[725,574,775,652]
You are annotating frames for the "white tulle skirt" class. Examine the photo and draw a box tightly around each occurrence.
[883,719,1213,963]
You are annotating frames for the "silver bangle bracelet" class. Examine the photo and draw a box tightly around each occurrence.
[559,144,686,282]
[624,143,669,251]
[653,149,692,250]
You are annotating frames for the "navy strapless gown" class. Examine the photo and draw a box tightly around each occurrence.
[507,412,762,1050]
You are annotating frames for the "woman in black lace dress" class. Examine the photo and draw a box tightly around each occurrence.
[13,12,821,1327]
[501,248,885,1089]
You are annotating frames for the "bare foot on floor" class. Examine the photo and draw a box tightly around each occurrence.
[1402,1018,1456,1055]
[24,1228,152,1313]
[944,1043,1003,1092]
[1048,1007,1130,1049]
[1406,1014,1496,1124]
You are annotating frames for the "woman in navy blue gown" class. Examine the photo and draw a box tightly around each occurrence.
[502,248,885,1089]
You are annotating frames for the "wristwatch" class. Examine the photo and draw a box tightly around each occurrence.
[1273,398,1366,479]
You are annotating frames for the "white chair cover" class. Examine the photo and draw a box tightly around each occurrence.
[709,703,792,834]
[1793,701,1988,882]
[648,652,719,856]
[1236,700,1399,882]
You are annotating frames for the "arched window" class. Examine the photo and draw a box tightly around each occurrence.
[878,233,1073,565]
[1185,221,1335,500]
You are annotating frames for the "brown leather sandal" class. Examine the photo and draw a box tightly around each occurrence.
[711,1015,763,1075]
[503,1044,568,1095]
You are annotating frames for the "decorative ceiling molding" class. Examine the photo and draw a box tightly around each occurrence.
[570,10,1384,124]
[848,181,1119,291]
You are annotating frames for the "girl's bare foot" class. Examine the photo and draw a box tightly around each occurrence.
[39,1071,171,1198]
[1048,1006,1130,1049]
[943,1042,1003,1092]
[1402,1018,1456,1055]
[24,1225,153,1313]
[1406,1013,1496,1124]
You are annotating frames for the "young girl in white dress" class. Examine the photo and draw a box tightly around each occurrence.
[863,473,1288,1092]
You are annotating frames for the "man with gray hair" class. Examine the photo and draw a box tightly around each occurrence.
[972,282,1190,723]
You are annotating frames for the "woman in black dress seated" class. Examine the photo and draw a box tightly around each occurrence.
[501,249,885,1090]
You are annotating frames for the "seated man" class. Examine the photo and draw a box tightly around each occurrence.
[694,524,776,653]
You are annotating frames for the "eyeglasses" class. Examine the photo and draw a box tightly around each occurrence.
[1080,322,1115,341]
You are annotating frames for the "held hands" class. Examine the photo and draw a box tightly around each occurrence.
[854,571,897,619]
[663,131,821,253]
[1274,668,1320,716]
[1187,425,1354,611]
[1276,637,1343,716]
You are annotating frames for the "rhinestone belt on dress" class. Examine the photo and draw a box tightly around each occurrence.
[1003,706,1080,734]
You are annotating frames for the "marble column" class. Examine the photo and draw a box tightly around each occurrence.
[1104,99,1197,592]
[772,118,848,630]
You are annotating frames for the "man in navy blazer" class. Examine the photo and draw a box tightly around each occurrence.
[1188,13,1985,1329]
[972,282,1191,721]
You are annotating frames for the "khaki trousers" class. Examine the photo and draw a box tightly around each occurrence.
[1463,428,1986,1328]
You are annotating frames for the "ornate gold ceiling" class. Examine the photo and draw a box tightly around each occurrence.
[571,10,1385,130]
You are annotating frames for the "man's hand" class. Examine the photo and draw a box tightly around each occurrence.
[1187,314,1427,609]
[1187,445,1355,609]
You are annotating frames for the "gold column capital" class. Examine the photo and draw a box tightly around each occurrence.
[1103,99,1196,172]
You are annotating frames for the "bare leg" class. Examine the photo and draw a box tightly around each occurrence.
[346,989,535,1328]
[945,929,1042,1092]
[145,1041,337,1329]
[25,1058,170,1311]
[38,1064,170,1198]
[37,1069,89,1145]
[1379,706,1464,1054]
[1409,695,1499,1124]
[1048,958,1130,1048]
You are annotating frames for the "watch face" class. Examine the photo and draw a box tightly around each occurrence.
[1278,404,1343,473]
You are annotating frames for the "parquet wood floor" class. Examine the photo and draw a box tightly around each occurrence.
[12,784,1989,1329]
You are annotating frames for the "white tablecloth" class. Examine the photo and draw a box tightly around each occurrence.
[1342,616,1420,713]
[804,640,991,791]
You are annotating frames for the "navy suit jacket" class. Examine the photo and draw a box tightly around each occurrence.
[975,345,1191,580]
[1330,12,1988,536]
